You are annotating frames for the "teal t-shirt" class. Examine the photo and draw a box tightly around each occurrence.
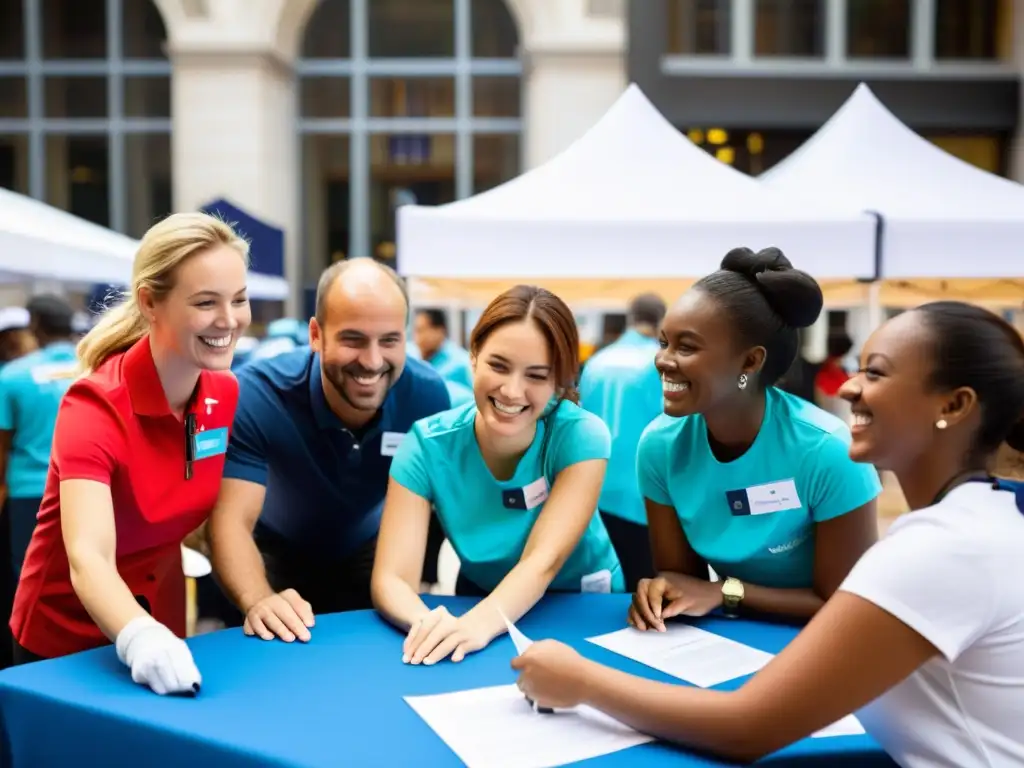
[0,342,78,498]
[579,330,662,525]
[637,387,881,589]
[426,340,473,391]
[391,400,625,593]
[445,380,475,408]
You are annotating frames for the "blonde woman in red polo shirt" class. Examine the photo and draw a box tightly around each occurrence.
[11,212,251,695]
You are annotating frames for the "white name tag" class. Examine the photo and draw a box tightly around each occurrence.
[523,476,549,509]
[380,431,406,457]
[581,569,612,594]
[746,479,802,515]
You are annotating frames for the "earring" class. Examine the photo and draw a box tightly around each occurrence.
[737,373,748,390]
[936,419,948,430]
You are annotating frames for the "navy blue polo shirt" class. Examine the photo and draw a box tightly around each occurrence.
[224,347,451,557]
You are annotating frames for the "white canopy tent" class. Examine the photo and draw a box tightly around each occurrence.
[761,83,1024,280]
[0,187,289,299]
[398,84,878,282]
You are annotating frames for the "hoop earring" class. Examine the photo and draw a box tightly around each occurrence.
[737,373,748,391]
[936,419,948,430]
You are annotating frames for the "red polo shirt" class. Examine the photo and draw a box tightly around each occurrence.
[11,335,238,658]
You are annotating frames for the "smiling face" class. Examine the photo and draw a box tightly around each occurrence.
[655,290,764,418]
[840,310,970,473]
[310,269,408,422]
[144,244,251,372]
[472,319,555,440]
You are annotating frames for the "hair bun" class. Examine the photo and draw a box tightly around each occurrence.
[1006,415,1024,453]
[720,246,823,329]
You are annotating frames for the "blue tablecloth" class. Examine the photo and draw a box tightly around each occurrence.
[0,595,895,767]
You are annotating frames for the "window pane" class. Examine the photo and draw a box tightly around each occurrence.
[42,0,107,59]
[124,77,171,118]
[301,135,351,286]
[472,77,519,118]
[473,134,519,194]
[934,0,999,60]
[685,127,812,176]
[370,78,454,118]
[666,0,732,55]
[754,0,824,57]
[0,77,27,119]
[846,0,910,58]
[370,133,455,262]
[301,0,351,58]
[44,77,108,118]
[0,0,25,59]
[301,78,351,118]
[125,133,171,238]
[368,0,455,58]
[0,134,29,193]
[45,135,110,227]
[123,0,168,59]
[472,0,518,57]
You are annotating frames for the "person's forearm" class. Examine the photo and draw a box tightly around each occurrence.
[463,556,556,640]
[68,551,149,640]
[370,572,432,631]
[580,661,767,762]
[209,519,274,612]
[739,582,823,619]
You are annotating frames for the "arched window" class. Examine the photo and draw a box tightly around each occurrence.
[297,0,521,299]
[0,0,171,238]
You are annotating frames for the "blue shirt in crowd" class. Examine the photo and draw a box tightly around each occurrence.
[580,329,662,525]
[224,348,450,557]
[390,400,624,593]
[637,387,881,588]
[425,339,473,390]
[0,342,77,498]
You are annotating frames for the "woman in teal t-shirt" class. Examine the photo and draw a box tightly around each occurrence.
[630,247,881,627]
[371,286,623,666]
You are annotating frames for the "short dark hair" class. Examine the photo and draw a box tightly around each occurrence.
[694,247,823,388]
[417,308,448,333]
[27,294,75,337]
[827,331,854,359]
[314,259,409,326]
[914,301,1024,456]
[628,293,667,329]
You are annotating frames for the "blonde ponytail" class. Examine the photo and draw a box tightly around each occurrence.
[75,211,250,376]
[76,298,148,375]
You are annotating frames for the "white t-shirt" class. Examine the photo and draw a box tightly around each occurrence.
[840,481,1024,768]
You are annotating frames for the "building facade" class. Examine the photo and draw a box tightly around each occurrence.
[0,0,1019,315]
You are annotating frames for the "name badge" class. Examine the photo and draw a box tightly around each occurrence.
[581,569,612,594]
[502,477,549,511]
[379,431,406,457]
[193,427,229,461]
[728,479,802,516]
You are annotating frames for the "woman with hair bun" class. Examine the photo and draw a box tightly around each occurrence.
[11,213,251,696]
[513,300,1024,765]
[629,247,881,626]
[372,285,622,666]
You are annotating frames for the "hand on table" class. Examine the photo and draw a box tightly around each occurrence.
[628,574,722,631]
[403,606,492,665]
[115,616,202,696]
[243,588,315,642]
[511,640,589,709]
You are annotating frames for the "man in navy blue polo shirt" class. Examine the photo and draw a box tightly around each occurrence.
[208,259,450,643]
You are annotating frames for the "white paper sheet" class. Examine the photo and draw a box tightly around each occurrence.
[812,714,865,738]
[499,610,532,655]
[587,625,775,688]
[405,684,654,768]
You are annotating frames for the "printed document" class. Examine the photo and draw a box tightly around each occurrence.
[405,684,653,768]
[587,625,774,688]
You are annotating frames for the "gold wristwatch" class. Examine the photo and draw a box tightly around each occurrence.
[721,577,744,618]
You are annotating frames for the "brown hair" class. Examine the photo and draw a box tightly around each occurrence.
[470,285,580,404]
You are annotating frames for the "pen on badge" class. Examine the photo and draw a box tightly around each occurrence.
[184,413,196,481]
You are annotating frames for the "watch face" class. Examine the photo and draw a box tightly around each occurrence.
[722,580,743,599]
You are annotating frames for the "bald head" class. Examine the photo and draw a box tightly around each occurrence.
[314,258,409,328]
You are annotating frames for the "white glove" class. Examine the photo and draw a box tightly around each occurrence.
[115,616,202,695]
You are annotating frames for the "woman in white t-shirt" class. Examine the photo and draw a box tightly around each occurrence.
[511,301,1024,767]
